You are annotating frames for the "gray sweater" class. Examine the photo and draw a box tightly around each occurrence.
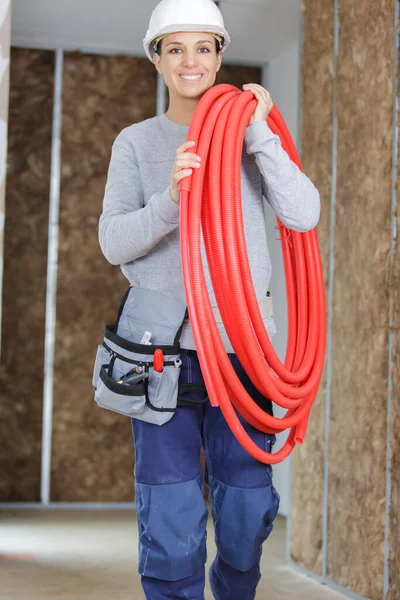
[99,112,320,352]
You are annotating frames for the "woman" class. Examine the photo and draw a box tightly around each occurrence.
[99,1,320,598]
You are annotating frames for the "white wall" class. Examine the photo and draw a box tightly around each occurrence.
[262,38,301,517]
[10,0,301,65]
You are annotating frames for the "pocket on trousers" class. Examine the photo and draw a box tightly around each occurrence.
[176,349,209,406]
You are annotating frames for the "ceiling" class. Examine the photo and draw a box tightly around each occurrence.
[10,0,301,65]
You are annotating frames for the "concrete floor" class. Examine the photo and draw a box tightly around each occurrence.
[0,509,349,599]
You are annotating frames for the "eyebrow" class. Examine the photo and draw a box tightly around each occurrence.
[166,40,213,47]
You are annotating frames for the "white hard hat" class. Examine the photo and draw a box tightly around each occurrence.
[143,0,231,63]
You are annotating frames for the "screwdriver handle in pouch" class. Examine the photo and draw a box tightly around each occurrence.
[153,349,164,373]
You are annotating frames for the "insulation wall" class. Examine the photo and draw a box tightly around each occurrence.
[50,52,157,502]
[215,64,261,87]
[0,48,54,501]
[328,1,393,595]
[292,2,399,599]
[290,0,334,574]
[389,19,400,599]
[390,152,400,599]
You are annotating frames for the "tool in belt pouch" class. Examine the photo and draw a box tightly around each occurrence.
[92,287,189,426]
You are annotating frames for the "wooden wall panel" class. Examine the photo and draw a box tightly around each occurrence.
[50,53,157,501]
[290,0,334,574]
[327,1,394,597]
[0,48,54,501]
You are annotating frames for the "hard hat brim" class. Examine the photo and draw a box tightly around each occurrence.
[143,24,231,63]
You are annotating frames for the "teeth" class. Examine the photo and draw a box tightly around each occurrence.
[180,75,202,80]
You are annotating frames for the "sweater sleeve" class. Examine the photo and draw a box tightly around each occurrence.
[99,130,180,266]
[244,120,321,232]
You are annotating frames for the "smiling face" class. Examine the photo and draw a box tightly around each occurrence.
[153,31,223,101]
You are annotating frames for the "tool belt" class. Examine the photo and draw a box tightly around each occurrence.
[92,286,274,425]
[92,286,189,425]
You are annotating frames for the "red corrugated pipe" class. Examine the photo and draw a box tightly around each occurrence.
[179,84,326,464]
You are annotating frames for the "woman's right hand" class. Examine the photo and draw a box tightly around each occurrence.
[169,141,202,205]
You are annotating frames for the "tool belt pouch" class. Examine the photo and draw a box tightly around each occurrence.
[92,287,187,426]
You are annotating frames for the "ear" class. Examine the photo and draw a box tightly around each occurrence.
[216,51,223,73]
[154,53,162,75]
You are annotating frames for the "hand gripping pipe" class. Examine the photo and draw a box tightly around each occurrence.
[179,84,326,464]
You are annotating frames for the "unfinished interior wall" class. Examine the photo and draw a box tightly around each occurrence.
[0,48,54,501]
[290,0,334,574]
[292,1,399,599]
[327,1,393,596]
[50,53,157,502]
[389,20,400,600]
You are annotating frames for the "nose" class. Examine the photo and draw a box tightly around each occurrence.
[182,50,199,68]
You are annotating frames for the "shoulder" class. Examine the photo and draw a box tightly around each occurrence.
[114,115,160,148]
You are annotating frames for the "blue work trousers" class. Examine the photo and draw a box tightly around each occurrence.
[131,349,280,600]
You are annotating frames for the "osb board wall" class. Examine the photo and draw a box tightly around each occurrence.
[0,49,54,501]
[327,1,394,597]
[50,53,157,501]
[290,0,334,574]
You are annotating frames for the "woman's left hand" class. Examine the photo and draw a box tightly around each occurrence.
[242,83,274,125]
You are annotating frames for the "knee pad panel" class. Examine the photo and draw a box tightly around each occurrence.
[136,474,208,581]
[209,475,280,572]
